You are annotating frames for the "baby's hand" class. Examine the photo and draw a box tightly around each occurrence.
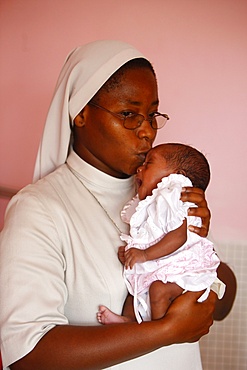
[124,248,147,269]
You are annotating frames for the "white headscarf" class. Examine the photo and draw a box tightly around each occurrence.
[33,40,145,182]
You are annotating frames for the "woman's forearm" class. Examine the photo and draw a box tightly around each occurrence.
[214,261,237,320]
[11,322,165,370]
[10,291,216,370]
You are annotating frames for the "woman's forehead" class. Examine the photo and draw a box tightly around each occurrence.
[97,68,158,104]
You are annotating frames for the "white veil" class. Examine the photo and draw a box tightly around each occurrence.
[33,40,145,182]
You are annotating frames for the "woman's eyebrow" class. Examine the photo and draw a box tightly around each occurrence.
[121,99,159,106]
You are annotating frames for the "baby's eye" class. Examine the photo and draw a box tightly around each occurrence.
[143,161,151,167]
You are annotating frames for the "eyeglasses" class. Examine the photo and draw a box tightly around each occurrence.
[88,101,169,130]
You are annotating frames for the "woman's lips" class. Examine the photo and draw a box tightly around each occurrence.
[137,153,146,163]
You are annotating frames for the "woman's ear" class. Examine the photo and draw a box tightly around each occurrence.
[74,109,85,127]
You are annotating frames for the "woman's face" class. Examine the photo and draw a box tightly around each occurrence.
[73,67,159,178]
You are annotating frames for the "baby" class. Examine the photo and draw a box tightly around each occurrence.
[97,143,225,324]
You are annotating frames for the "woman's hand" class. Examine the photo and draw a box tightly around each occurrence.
[163,290,217,343]
[181,187,210,237]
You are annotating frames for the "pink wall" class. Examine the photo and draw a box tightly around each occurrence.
[0,0,247,243]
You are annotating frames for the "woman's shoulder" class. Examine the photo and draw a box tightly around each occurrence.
[6,164,71,214]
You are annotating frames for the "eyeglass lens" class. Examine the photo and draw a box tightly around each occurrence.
[124,114,167,129]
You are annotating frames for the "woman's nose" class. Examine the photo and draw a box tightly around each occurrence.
[136,120,156,142]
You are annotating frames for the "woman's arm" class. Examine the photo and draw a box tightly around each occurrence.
[213,262,237,320]
[10,290,216,370]
[180,187,237,320]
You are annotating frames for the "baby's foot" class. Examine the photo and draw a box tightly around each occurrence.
[97,305,129,325]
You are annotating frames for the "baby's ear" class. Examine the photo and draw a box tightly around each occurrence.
[177,170,186,176]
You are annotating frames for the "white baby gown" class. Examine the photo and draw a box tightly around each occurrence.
[121,174,225,323]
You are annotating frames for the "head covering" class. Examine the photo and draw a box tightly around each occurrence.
[33,40,145,182]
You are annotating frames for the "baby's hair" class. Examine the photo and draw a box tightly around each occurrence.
[157,143,210,191]
[91,58,156,101]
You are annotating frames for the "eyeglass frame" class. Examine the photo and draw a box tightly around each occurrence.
[88,101,169,130]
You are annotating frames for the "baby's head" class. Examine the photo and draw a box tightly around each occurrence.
[136,143,210,200]
[157,143,210,191]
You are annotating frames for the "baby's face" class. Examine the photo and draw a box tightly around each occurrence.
[135,147,174,200]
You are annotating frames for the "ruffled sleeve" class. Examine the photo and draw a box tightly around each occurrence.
[121,195,140,224]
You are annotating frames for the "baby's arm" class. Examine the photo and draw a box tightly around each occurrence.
[124,220,187,269]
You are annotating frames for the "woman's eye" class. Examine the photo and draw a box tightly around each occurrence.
[120,111,136,118]
[149,112,158,119]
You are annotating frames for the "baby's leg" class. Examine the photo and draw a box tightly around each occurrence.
[121,294,136,322]
[97,294,136,324]
[97,305,131,324]
[149,281,183,320]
